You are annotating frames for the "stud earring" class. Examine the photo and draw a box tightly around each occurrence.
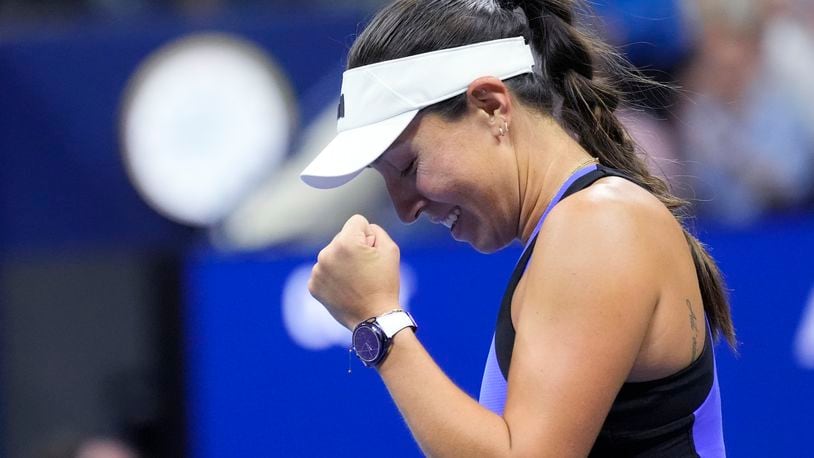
[498,119,509,137]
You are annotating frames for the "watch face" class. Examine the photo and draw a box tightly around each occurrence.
[353,325,382,363]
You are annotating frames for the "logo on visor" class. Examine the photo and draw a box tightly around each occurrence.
[337,94,345,120]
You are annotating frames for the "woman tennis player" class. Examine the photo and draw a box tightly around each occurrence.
[301,0,735,456]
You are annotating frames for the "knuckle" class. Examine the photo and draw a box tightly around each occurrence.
[334,240,350,255]
[310,264,320,280]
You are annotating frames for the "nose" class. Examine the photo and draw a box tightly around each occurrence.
[385,178,426,224]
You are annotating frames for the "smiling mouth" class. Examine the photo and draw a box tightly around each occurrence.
[441,207,461,230]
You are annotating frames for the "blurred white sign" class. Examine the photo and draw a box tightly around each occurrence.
[282,262,416,351]
[121,33,295,226]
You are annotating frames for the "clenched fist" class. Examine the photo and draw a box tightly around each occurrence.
[308,214,402,330]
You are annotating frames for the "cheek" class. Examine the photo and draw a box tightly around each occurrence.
[412,127,499,206]
[415,157,470,201]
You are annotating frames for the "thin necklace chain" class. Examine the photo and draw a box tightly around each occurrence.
[523,157,601,245]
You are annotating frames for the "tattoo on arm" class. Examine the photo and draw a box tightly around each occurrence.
[686,299,699,360]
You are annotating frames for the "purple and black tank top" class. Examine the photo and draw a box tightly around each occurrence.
[478,164,726,457]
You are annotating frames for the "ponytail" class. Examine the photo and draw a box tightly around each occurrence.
[512,0,735,346]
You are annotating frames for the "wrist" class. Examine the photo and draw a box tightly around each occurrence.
[347,301,400,330]
[389,325,416,345]
[351,309,416,368]
[376,327,417,373]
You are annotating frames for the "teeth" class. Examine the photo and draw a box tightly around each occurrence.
[441,207,461,229]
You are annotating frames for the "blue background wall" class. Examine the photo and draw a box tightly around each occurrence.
[186,216,814,457]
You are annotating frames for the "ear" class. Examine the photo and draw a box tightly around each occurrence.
[465,77,514,127]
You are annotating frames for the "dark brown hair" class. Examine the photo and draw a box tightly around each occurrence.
[348,0,735,346]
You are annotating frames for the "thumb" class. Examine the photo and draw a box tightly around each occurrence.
[368,224,396,249]
[343,214,370,232]
[342,214,371,246]
[364,224,376,247]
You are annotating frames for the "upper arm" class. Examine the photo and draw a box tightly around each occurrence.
[502,190,662,457]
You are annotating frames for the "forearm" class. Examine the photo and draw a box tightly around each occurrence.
[377,330,512,457]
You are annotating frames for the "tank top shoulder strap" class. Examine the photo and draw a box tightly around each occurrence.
[563,165,651,200]
[494,165,650,379]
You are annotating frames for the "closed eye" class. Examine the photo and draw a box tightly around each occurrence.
[400,159,417,178]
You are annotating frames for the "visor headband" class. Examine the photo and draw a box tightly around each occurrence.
[337,36,536,132]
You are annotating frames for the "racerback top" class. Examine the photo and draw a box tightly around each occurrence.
[478,164,726,457]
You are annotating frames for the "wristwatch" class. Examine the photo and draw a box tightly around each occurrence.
[352,309,417,367]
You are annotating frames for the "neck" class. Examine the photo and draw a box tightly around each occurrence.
[513,112,595,246]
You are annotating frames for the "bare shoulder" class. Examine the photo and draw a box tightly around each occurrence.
[538,176,680,265]
[515,176,682,322]
[553,175,676,232]
[504,177,681,450]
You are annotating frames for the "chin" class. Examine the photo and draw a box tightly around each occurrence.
[468,233,512,255]
[471,244,502,254]
[456,213,513,254]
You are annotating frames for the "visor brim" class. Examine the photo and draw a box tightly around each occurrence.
[300,110,419,189]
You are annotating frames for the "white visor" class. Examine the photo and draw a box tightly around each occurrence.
[300,36,535,189]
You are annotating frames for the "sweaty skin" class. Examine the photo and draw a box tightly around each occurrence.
[308,78,706,457]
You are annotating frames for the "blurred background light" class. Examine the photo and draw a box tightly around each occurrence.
[121,33,295,226]
[795,287,814,369]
